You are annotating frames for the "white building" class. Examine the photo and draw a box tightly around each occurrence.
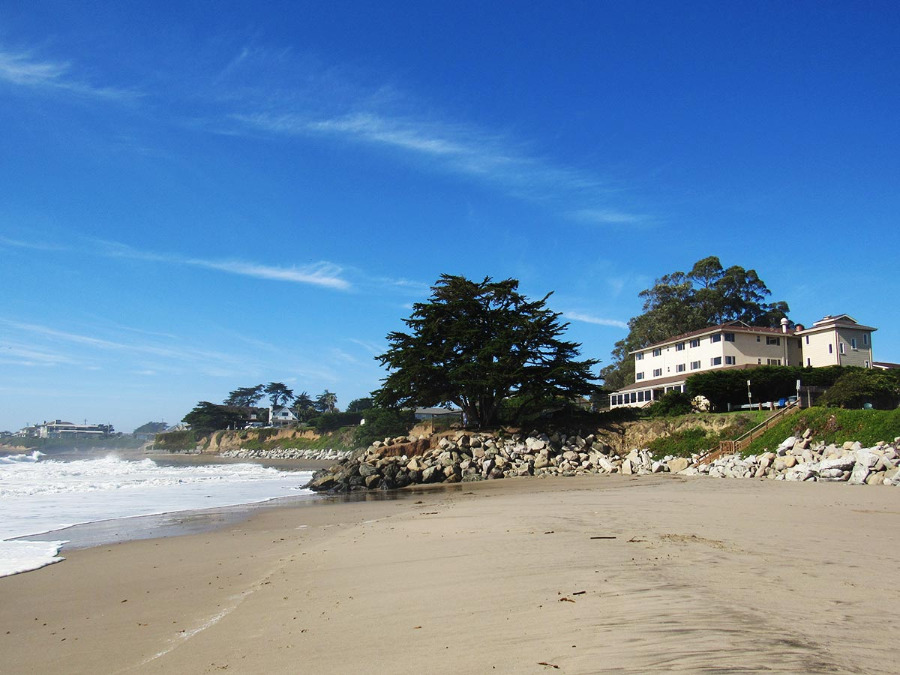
[26,420,115,438]
[269,406,299,427]
[610,315,876,408]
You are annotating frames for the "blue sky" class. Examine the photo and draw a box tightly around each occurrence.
[1,1,898,433]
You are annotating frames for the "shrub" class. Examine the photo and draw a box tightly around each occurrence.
[353,408,415,447]
[311,411,364,433]
[647,391,693,417]
[819,369,900,409]
[153,429,199,451]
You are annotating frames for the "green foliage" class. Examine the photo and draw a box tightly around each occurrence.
[744,408,900,455]
[310,411,364,433]
[819,369,900,409]
[686,365,850,410]
[647,414,760,458]
[264,382,294,407]
[353,407,416,447]
[182,402,244,433]
[224,385,264,407]
[648,427,718,458]
[346,397,374,413]
[601,256,789,389]
[132,421,168,435]
[496,394,601,429]
[314,390,338,413]
[647,391,694,417]
[375,274,599,428]
[154,429,200,451]
[292,391,317,422]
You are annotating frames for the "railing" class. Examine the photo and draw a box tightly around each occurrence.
[696,401,801,464]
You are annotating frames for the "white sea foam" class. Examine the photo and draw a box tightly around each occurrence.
[0,452,312,577]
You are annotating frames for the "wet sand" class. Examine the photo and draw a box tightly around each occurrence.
[1,475,897,673]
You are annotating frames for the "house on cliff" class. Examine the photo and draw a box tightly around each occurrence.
[610,314,876,409]
[269,406,299,427]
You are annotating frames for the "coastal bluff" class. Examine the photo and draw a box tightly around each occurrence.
[308,429,900,492]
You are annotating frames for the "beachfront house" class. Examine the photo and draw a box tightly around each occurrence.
[610,314,876,409]
[269,406,299,428]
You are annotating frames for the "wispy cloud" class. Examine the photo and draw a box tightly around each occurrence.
[0,235,67,251]
[347,338,383,355]
[571,209,653,226]
[232,110,610,207]
[98,240,351,291]
[0,341,82,367]
[3,320,258,369]
[0,48,136,100]
[564,311,628,329]
[204,43,642,216]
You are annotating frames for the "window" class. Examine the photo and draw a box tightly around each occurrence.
[636,372,644,380]
[840,342,845,354]
[805,335,810,345]
[630,392,637,403]
[711,334,722,343]
[690,360,700,370]
[637,391,644,402]
[711,356,722,366]
[676,363,686,373]
[689,338,700,348]
[766,336,781,345]
[865,360,870,368]
[653,368,662,377]
[766,358,782,365]
[652,348,662,357]
[635,352,643,361]
[725,356,736,365]
[724,333,735,342]
[807,358,811,366]
[851,338,858,350]
[828,343,833,354]
[676,342,685,351]
[864,334,869,345]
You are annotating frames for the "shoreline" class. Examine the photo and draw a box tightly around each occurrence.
[1,474,898,673]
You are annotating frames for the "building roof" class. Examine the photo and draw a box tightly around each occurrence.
[629,321,787,355]
[796,314,877,334]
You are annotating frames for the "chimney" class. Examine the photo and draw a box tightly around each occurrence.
[781,318,789,333]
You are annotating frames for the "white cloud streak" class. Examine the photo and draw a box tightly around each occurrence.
[230,110,627,211]
[571,209,652,226]
[0,49,136,100]
[98,240,351,290]
[564,311,628,329]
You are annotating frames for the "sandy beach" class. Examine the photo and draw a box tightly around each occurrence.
[1,474,897,674]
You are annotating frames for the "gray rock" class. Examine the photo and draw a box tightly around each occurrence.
[667,457,690,473]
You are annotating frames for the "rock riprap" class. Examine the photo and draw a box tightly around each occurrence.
[221,448,353,461]
[307,431,900,493]
[685,436,900,486]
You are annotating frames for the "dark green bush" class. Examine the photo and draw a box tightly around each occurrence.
[819,369,900,409]
[353,408,415,447]
[647,391,693,417]
[311,411,364,433]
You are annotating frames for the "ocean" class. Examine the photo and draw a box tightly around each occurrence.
[0,451,314,577]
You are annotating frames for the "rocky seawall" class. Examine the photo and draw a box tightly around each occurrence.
[220,448,353,461]
[308,430,900,492]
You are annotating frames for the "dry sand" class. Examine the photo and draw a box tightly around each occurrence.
[1,475,897,674]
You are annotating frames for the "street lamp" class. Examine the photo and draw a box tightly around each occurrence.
[747,379,752,410]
